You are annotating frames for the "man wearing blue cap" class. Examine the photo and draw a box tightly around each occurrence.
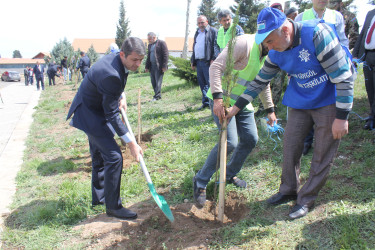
[227,7,356,219]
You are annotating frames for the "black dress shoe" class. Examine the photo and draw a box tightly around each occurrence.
[266,192,297,205]
[363,119,374,130]
[289,204,309,219]
[106,207,137,220]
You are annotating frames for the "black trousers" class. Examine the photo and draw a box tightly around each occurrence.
[24,75,29,86]
[364,51,375,120]
[150,64,164,99]
[48,73,55,86]
[35,77,44,90]
[87,133,123,210]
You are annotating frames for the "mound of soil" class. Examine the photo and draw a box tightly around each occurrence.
[71,192,249,249]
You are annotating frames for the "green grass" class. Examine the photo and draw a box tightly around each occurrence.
[1,66,375,249]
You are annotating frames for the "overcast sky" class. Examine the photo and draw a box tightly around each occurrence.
[0,0,371,59]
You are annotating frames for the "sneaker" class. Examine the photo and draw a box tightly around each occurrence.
[193,176,206,208]
[227,176,247,188]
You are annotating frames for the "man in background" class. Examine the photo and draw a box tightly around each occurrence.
[328,0,359,49]
[77,52,91,79]
[61,56,68,82]
[285,7,298,20]
[33,61,45,91]
[353,8,375,130]
[145,32,169,101]
[214,9,244,56]
[191,15,218,110]
[24,67,29,86]
[295,0,349,155]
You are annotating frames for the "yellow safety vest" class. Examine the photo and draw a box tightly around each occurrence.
[217,24,235,50]
[302,8,336,23]
[207,34,266,111]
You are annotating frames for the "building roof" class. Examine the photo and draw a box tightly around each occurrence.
[0,58,45,65]
[32,52,51,59]
[163,37,194,52]
[72,39,116,54]
[73,37,194,54]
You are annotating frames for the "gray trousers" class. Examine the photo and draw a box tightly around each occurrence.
[150,64,164,100]
[279,104,340,207]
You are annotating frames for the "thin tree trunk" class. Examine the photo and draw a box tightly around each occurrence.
[182,0,191,59]
[218,119,228,222]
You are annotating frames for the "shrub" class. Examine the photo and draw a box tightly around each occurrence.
[169,56,197,85]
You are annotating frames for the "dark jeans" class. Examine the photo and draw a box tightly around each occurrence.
[364,51,375,120]
[29,76,33,85]
[150,64,164,99]
[87,134,123,210]
[196,60,210,106]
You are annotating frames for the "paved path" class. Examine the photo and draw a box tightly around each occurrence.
[0,82,40,245]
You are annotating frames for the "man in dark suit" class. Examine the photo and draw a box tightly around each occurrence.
[191,15,218,110]
[145,32,169,101]
[67,37,145,220]
[33,61,45,90]
[353,8,375,130]
[77,51,91,79]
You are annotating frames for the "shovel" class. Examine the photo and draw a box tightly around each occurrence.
[120,106,174,222]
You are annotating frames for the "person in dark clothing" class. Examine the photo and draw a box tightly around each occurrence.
[191,15,218,110]
[67,37,145,220]
[353,9,375,130]
[145,32,169,101]
[47,61,61,86]
[28,67,34,85]
[24,67,29,86]
[61,56,68,82]
[77,52,91,79]
[33,61,45,91]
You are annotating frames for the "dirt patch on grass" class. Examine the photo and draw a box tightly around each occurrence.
[71,191,249,249]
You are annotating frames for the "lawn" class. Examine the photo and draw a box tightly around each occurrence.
[1,66,374,249]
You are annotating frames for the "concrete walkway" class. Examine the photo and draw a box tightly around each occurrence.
[0,82,41,245]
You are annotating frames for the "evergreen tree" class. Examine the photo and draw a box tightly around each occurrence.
[291,0,312,13]
[50,37,74,68]
[87,45,99,64]
[230,0,267,34]
[197,0,219,27]
[13,50,22,58]
[115,0,131,49]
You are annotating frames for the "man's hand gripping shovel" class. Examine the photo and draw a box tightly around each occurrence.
[120,93,174,222]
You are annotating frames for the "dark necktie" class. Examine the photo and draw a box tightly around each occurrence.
[366,20,375,44]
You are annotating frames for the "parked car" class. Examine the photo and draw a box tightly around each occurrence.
[1,71,21,82]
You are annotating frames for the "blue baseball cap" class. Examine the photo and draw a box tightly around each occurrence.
[255,7,287,45]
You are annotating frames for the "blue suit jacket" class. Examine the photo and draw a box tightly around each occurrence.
[33,64,44,80]
[67,53,129,138]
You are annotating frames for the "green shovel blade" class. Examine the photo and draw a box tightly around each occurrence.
[147,183,174,222]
